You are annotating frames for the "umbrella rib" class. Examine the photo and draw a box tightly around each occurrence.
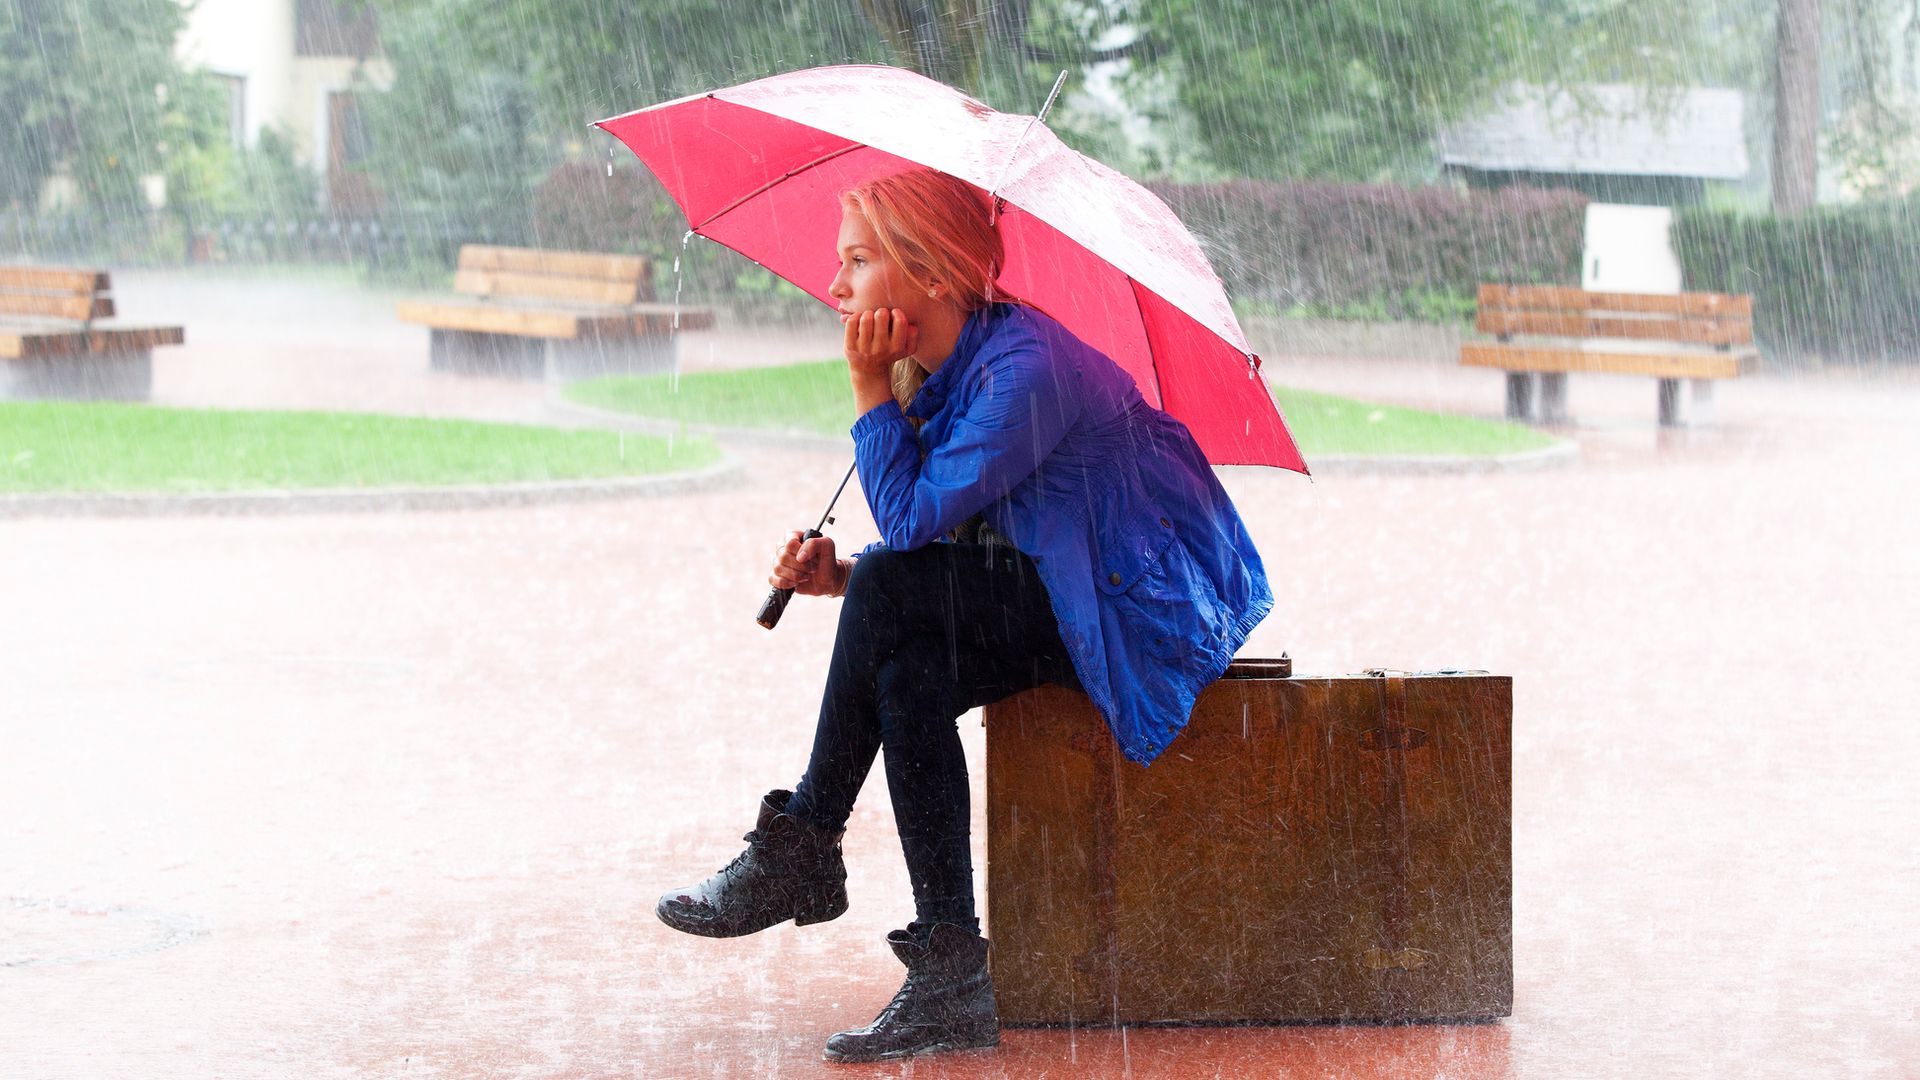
[1128,279,1165,409]
[690,144,866,232]
[988,70,1070,225]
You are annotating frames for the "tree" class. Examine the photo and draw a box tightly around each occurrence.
[357,0,891,233]
[1091,0,1711,182]
[1773,0,1823,212]
[0,0,188,212]
[1821,0,1920,199]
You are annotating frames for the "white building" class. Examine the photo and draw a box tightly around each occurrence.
[174,0,392,212]
[1435,84,1751,207]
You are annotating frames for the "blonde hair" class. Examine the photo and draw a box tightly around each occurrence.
[840,169,1010,415]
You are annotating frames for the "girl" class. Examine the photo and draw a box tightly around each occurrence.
[657,168,1271,1063]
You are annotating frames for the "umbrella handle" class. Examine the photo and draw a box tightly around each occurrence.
[755,528,823,630]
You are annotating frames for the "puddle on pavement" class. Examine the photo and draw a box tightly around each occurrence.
[2,897,206,968]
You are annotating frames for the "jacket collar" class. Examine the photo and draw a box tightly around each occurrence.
[904,303,1007,420]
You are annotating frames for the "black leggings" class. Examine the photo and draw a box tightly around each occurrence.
[785,542,1079,933]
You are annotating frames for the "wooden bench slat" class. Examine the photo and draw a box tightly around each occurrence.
[1,326,184,360]
[458,244,651,285]
[0,294,114,321]
[396,299,635,340]
[1476,309,1752,346]
[0,266,110,293]
[1462,342,1751,379]
[1478,284,1752,319]
[452,268,642,306]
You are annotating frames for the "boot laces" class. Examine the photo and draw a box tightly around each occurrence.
[715,829,765,881]
[875,972,926,1025]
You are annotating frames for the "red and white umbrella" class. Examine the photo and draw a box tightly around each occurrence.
[596,64,1305,473]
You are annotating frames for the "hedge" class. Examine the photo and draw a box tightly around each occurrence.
[1148,180,1588,321]
[1674,200,1920,363]
[532,165,1592,323]
[533,161,819,321]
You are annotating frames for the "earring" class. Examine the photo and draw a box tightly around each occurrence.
[928,289,939,298]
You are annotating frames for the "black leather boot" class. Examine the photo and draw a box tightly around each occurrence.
[656,789,848,937]
[823,923,1000,1063]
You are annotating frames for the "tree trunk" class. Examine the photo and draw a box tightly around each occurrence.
[1772,0,1822,214]
[856,0,996,95]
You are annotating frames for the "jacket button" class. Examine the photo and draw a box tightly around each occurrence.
[1108,572,1122,586]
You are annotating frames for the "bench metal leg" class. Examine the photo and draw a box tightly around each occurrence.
[1504,372,1536,421]
[1536,372,1569,424]
[1,351,152,401]
[1657,377,1683,426]
[546,335,676,382]
[1689,378,1716,426]
[429,329,546,378]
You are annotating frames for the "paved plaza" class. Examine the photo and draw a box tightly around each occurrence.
[2,270,1916,1078]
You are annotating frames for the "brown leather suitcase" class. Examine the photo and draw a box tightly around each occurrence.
[984,662,1512,1025]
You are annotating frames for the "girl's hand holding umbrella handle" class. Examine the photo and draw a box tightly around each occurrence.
[757,530,846,629]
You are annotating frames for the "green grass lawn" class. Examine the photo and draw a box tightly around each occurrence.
[566,360,1559,458]
[567,361,859,438]
[0,402,720,494]
[1271,385,1556,456]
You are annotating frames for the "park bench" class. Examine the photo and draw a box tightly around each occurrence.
[395,244,715,381]
[0,266,184,400]
[985,661,1512,1024]
[1460,284,1758,427]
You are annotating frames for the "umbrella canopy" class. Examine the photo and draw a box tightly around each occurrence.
[596,64,1305,473]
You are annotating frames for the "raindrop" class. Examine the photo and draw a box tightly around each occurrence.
[672,229,695,333]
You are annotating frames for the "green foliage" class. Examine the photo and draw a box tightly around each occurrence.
[1108,0,1708,182]
[163,72,319,222]
[1674,199,1920,363]
[1821,0,1920,198]
[1156,180,1587,321]
[1241,288,1481,325]
[0,0,187,211]
[356,4,543,239]
[359,0,887,240]
[359,0,1153,251]
[1132,0,1521,180]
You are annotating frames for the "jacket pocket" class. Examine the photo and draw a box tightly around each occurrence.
[1094,511,1178,595]
[1106,536,1218,681]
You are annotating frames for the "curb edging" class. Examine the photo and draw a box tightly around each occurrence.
[0,456,746,519]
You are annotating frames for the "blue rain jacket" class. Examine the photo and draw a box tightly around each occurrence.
[850,302,1273,767]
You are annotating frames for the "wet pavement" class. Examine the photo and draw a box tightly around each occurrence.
[3,269,1917,1078]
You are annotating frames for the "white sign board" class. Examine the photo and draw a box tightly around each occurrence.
[1582,203,1682,294]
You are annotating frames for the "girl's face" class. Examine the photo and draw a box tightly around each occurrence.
[828,205,934,324]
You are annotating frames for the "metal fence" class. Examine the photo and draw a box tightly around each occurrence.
[0,207,528,274]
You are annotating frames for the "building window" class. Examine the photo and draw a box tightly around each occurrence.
[214,73,245,149]
[327,90,381,215]
[297,0,380,58]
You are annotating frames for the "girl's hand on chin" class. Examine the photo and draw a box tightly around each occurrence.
[843,308,920,381]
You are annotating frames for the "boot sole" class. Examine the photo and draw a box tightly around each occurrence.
[822,1032,1000,1064]
[655,892,848,938]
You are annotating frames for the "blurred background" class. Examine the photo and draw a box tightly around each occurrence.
[5,5,1918,1078]
[3,0,1917,360]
